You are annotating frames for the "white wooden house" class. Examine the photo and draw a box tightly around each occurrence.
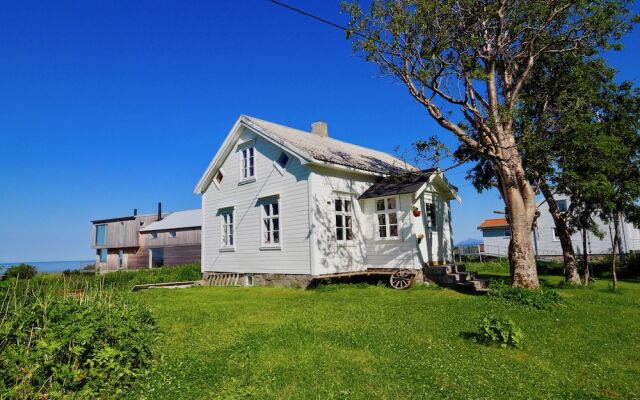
[194,116,460,287]
[478,195,640,258]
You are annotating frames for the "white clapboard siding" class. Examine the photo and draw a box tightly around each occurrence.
[201,127,311,274]
[362,193,419,269]
[308,167,377,276]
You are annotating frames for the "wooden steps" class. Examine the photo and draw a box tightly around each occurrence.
[206,272,241,287]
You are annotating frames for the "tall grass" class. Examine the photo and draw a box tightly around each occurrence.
[0,279,158,399]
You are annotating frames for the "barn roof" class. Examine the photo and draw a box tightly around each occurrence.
[140,209,201,232]
[477,218,509,229]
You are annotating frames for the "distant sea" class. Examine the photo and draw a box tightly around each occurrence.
[0,260,94,274]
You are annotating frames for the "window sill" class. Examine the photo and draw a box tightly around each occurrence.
[238,177,256,186]
[259,246,281,251]
[219,247,235,252]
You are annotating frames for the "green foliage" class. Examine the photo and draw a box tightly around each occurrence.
[473,316,524,348]
[0,283,157,399]
[1,264,37,280]
[487,281,562,310]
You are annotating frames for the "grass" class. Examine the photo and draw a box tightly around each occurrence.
[127,277,640,399]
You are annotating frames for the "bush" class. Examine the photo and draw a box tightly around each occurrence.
[487,281,562,310]
[1,264,37,280]
[0,283,157,398]
[474,316,524,348]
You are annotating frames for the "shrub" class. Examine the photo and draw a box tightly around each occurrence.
[487,281,562,310]
[1,264,37,280]
[474,316,524,348]
[0,283,157,398]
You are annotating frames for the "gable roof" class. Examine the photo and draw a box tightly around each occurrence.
[194,115,416,193]
[477,218,509,229]
[140,209,201,232]
[358,169,461,203]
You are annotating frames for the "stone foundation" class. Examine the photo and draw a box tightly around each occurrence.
[202,271,314,289]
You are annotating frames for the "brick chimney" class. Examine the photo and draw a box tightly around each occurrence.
[311,121,328,138]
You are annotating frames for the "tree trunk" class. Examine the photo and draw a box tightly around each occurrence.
[611,212,621,291]
[497,163,540,289]
[539,182,581,285]
[582,228,590,285]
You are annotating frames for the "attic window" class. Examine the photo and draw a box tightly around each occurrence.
[215,171,224,185]
[277,153,289,168]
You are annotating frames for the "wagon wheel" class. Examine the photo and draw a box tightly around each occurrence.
[389,269,414,290]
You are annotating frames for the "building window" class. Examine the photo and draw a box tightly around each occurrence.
[376,197,398,239]
[98,248,108,263]
[552,227,559,241]
[221,211,234,248]
[556,199,568,212]
[151,232,158,240]
[277,152,289,168]
[504,229,511,237]
[262,200,280,246]
[425,202,437,230]
[118,249,124,269]
[95,224,107,246]
[169,231,176,238]
[335,198,353,241]
[241,147,255,179]
[215,171,224,185]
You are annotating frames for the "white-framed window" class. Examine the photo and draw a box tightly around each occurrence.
[552,227,559,241]
[556,199,568,212]
[169,231,176,238]
[220,210,234,249]
[241,146,255,179]
[425,201,437,230]
[376,197,399,239]
[151,232,158,240]
[214,170,224,186]
[334,198,353,241]
[261,200,280,247]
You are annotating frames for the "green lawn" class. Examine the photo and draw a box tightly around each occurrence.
[128,276,640,399]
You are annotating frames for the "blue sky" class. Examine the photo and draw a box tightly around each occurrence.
[0,1,638,262]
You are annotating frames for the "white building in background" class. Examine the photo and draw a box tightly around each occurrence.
[194,115,461,286]
[478,196,640,258]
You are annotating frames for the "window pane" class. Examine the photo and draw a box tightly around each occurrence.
[379,226,386,238]
[273,231,280,243]
[264,219,270,231]
[263,204,270,216]
[387,198,396,210]
[249,147,254,157]
[378,214,386,226]
[96,225,107,246]
[335,199,342,212]
[376,199,385,211]
[272,202,279,216]
[272,218,279,231]
[277,153,289,168]
[264,231,271,243]
[345,215,352,228]
[336,228,344,241]
[250,165,254,176]
[336,215,343,227]
[344,200,351,212]
[346,228,353,240]
[389,213,397,224]
[389,225,398,237]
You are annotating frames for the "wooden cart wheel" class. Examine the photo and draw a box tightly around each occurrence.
[390,269,414,290]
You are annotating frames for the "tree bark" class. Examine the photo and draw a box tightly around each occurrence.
[611,212,621,291]
[582,228,590,285]
[497,161,540,289]
[539,182,581,285]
